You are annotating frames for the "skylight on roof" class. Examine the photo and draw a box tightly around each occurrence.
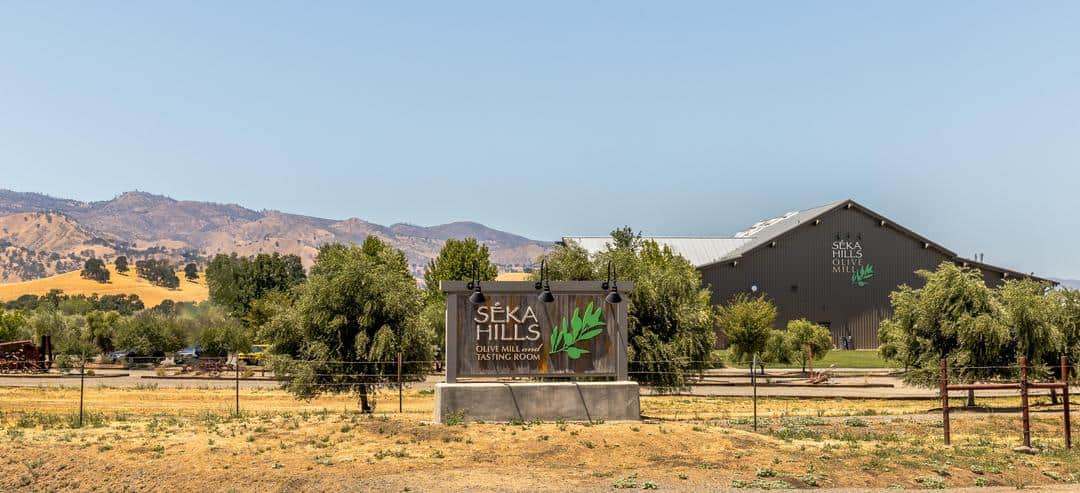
[734,211,798,238]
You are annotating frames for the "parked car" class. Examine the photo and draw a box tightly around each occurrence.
[108,349,164,367]
[106,349,136,364]
[174,345,202,365]
[175,345,226,365]
[237,344,270,366]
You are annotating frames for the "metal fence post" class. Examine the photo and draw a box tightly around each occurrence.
[397,352,403,413]
[1020,355,1030,449]
[79,354,86,428]
[235,358,240,416]
[1063,355,1071,449]
[941,358,950,445]
[751,353,758,432]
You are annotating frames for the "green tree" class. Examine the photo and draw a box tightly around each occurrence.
[421,238,497,365]
[194,307,251,356]
[0,308,28,342]
[58,296,93,315]
[135,259,180,289]
[423,238,497,302]
[184,262,199,282]
[878,262,1009,406]
[1054,288,1080,376]
[244,290,293,331]
[113,312,187,356]
[784,319,833,373]
[609,225,643,251]
[999,279,1058,369]
[114,256,129,274]
[717,293,777,369]
[85,310,121,354]
[998,278,1061,403]
[611,241,715,390]
[25,310,95,360]
[533,242,596,281]
[206,253,306,318]
[542,234,717,392]
[81,258,110,283]
[264,239,433,412]
[762,329,791,368]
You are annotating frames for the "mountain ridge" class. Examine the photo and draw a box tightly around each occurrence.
[0,189,550,282]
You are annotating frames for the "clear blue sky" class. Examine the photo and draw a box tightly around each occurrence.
[1,2,1078,278]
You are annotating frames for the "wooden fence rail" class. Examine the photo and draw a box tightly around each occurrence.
[940,356,1071,449]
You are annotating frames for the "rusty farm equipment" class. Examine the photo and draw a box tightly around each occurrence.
[0,335,54,373]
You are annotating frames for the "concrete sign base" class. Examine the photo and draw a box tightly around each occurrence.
[433,381,640,423]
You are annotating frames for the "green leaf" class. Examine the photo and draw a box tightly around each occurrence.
[547,302,606,357]
[851,263,875,287]
[578,328,603,342]
[583,302,601,326]
[564,347,589,359]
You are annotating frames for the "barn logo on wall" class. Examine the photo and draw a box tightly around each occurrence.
[832,237,874,287]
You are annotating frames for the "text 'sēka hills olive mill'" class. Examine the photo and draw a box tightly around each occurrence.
[566,199,1051,349]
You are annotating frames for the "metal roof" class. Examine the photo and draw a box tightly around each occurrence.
[562,236,752,267]
[713,200,848,264]
[565,198,1048,281]
[565,201,847,268]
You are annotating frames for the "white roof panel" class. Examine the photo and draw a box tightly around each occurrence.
[562,236,752,267]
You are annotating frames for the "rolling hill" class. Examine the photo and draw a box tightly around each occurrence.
[0,266,208,307]
[0,189,551,283]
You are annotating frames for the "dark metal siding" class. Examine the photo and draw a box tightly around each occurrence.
[701,205,953,349]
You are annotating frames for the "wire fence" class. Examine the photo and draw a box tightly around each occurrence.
[1,354,1076,450]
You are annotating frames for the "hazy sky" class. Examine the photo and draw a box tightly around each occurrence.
[1,2,1078,278]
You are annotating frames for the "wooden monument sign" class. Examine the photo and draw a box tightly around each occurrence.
[435,281,639,423]
[441,281,630,382]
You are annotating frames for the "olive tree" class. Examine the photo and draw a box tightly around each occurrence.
[879,262,1012,406]
[421,238,497,367]
[999,278,1062,400]
[113,311,187,356]
[784,319,833,373]
[1054,288,1080,376]
[264,238,434,412]
[609,241,716,392]
[717,293,777,370]
[0,308,27,342]
[534,242,597,281]
[540,232,716,392]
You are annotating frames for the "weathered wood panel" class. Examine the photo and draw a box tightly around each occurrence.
[441,281,630,379]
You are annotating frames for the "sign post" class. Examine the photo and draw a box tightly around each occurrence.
[435,281,638,423]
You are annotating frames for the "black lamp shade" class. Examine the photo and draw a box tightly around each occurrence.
[469,290,486,304]
[605,290,622,304]
[538,288,555,303]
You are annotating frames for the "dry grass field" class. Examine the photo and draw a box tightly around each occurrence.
[0,266,208,307]
[1,386,1078,491]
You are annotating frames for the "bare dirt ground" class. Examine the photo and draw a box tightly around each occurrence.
[1,386,1078,492]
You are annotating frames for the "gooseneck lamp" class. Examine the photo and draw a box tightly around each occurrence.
[602,260,622,304]
[466,262,486,304]
[535,260,555,303]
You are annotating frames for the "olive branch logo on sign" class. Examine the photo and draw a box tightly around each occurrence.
[549,302,605,360]
[851,264,874,287]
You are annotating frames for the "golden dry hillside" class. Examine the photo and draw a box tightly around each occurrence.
[0,265,207,307]
[495,271,532,281]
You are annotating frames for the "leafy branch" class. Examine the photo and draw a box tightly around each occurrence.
[549,302,605,360]
[851,264,874,287]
